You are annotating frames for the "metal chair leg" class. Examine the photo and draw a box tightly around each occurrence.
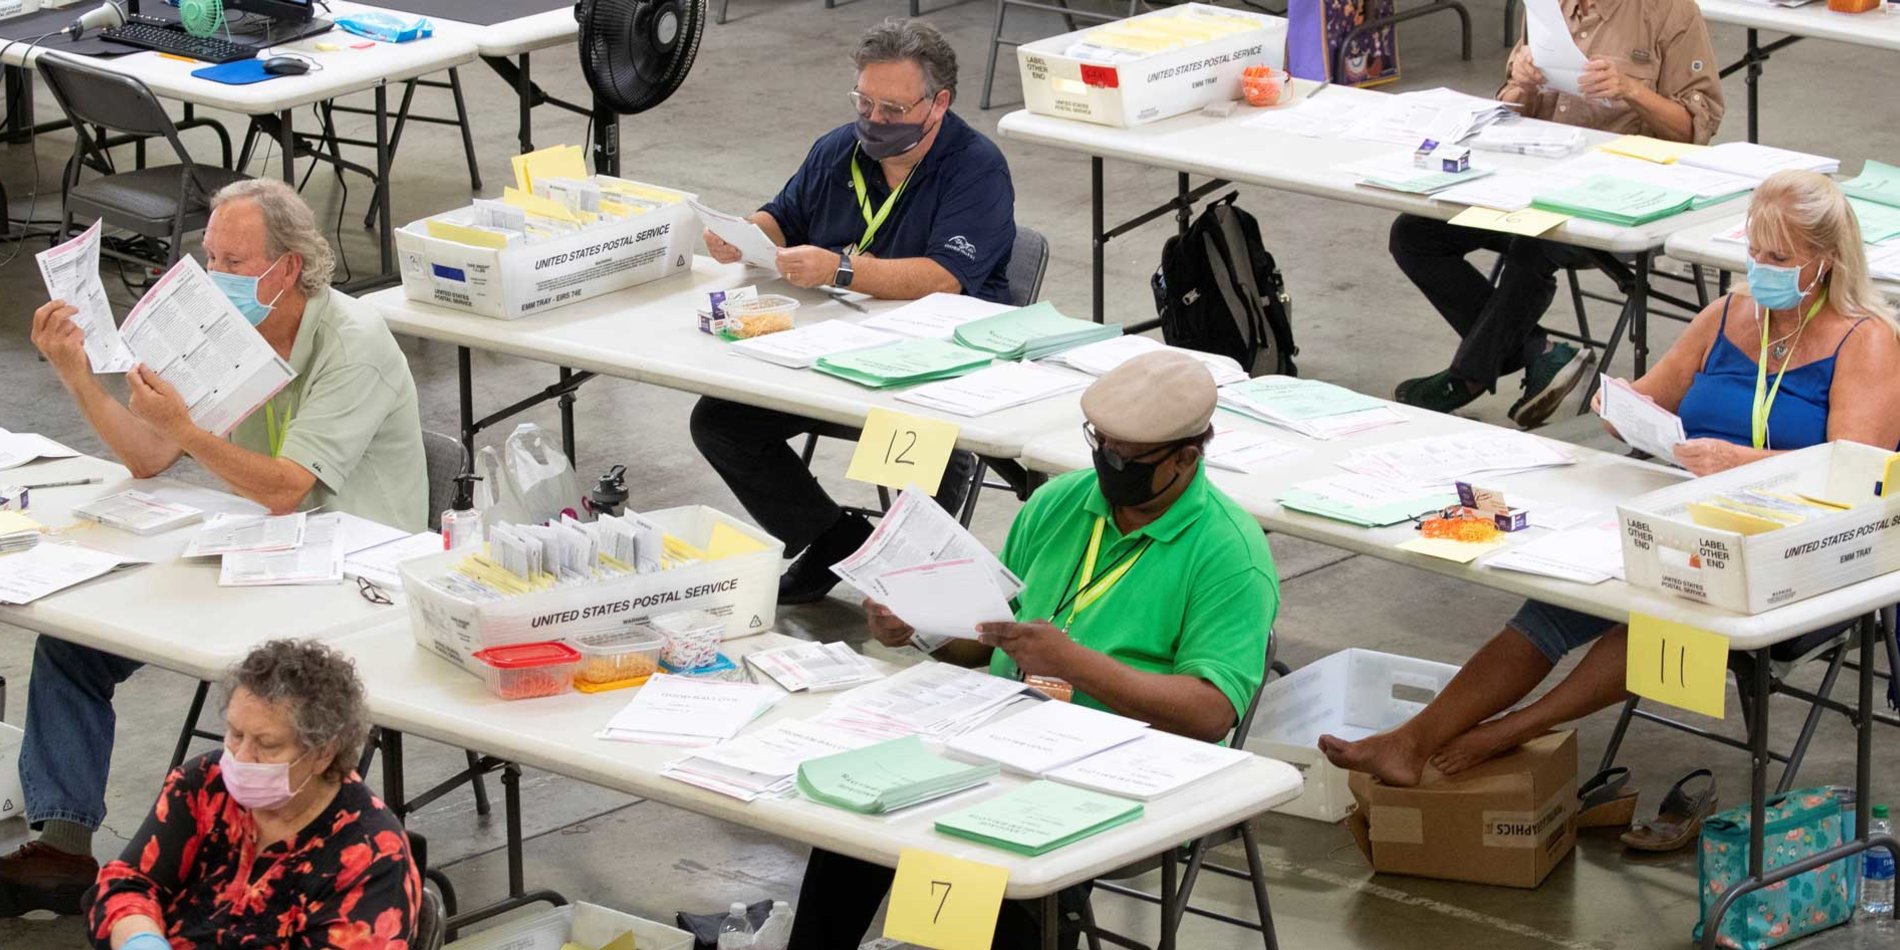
[1598,694,1641,774]
[981,0,1008,111]
[170,681,212,770]
[466,750,492,817]
[1776,645,1847,793]
[447,68,482,191]
[1239,823,1280,950]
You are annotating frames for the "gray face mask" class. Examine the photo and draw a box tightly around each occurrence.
[854,111,932,160]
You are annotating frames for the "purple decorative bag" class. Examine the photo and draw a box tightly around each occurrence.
[1284,0,1400,87]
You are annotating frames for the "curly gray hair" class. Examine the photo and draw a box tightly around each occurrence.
[211,179,337,296]
[853,18,958,103]
[224,639,369,784]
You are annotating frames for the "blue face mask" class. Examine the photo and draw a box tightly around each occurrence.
[1745,255,1820,311]
[210,255,287,326]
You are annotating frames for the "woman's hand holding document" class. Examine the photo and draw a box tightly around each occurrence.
[1596,375,1686,462]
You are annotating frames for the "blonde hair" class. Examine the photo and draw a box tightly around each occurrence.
[1745,170,1898,338]
[211,179,337,296]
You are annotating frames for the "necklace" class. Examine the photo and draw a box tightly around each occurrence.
[1761,313,1801,362]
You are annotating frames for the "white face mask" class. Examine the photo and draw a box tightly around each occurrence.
[221,746,314,811]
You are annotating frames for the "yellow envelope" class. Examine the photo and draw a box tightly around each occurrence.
[425,218,510,250]
[502,186,579,223]
[1396,536,1507,564]
[1686,501,1785,536]
[1447,206,1571,238]
[1597,135,1707,165]
[705,521,767,560]
[509,143,587,193]
[0,511,45,535]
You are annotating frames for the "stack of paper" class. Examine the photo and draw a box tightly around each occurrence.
[343,532,444,591]
[219,513,346,587]
[1217,377,1405,440]
[1523,0,1588,94]
[895,361,1089,417]
[662,719,879,802]
[1278,473,1456,527]
[1597,375,1685,461]
[1344,87,1518,146]
[1533,175,1697,226]
[0,512,43,555]
[72,490,203,536]
[1852,200,1900,245]
[1041,335,1248,385]
[946,702,1148,776]
[1347,153,1495,196]
[745,641,884,693]
[951,302,1121,361]
[1341,432,1574,487]
[0,541,143,605]
[183,513,306,558]
[874,558,1018,641]
[598,674,783,747]
[1484,522,1625,585]
[816,662,1032,741]
[935,780,1144,855]
[858,292,1015,340]
[0,430,80,470]
[831,487,1024,606]
[1045,731,1253,800]
[1241,94,1371,138]
[1469,121,1585,158]
[1871,242,1900,282]
[812,338,993,389]
[1680,142,1838,180]
[1580,155,1757,209]
[1840,160,1900,210]
[796,735,1000,814]
[1205,425,1308,473]
[730,320,900,369]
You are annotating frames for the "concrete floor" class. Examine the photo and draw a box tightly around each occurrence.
[1,0,1897,947]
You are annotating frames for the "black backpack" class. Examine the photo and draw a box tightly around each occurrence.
[1151,193,1297,377]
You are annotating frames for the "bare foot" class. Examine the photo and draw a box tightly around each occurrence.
[1318,730,1427,787]
[1429,716,1533,775]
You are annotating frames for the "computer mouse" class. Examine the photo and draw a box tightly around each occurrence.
[262,57,310,76]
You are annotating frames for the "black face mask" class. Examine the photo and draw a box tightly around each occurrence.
[1092,444,1182,508]
[854,109,933,161]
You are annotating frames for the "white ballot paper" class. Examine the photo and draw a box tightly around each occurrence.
[184,512,306,558]
[1525,0,1590,96]
[875,558,1018,641]
[342,531,443,591]
[689,199,782,272]
[599,674,783,747]
[896,361,1089,417]
[857,292,1015,340]
[0,543,143,604]
[745,641,883,692]
[817,662,1033,741]
[1045,731,1253,800]
[1484,522,1626,584]
[1206,425,1308,473]
[730,320,898,369]
[662,719,880,802]
[1043,334,1248,385]
[831,487,1022,602]
[1597,375,1685,462]
[35,220,135,374]
[219,512,344,587]
[947,700,1149,776]
[119,258,295,438]
[0,429,80,471]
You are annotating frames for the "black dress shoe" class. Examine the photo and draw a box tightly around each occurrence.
[777,514,875,605]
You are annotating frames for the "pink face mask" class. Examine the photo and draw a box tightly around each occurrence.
[221,747,314,811]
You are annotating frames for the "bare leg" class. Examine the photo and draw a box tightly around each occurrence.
[1432,626,1631,775]
[1318,628,1553,787]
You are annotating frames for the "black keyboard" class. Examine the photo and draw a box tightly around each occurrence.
[101,23,259,64]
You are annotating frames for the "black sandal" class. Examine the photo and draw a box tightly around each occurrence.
[1620,768,1718,852]
[1577,766,1640,829]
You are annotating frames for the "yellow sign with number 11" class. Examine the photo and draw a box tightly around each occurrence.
[884,847,1010,950]
[1626,613,1730,719]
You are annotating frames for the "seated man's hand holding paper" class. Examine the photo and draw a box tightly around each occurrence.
[1578,58,1636,102]
[31,300,92,380]
[777,245,844,289]
[976,620,1077,677]
[702,228,745,265]
[125,365,193,439]
[1503,46,1546,101]
[863,598,916,648]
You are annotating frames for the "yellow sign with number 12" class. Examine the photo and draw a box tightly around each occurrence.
[883,847,1010,950]
[1626,613,1730,719]
[847,408,960,494]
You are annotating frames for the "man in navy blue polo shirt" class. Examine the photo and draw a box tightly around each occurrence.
[692,17,1018,605]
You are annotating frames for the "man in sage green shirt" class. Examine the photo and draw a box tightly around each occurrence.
[8,179,424,914]
[785,351,1280,950]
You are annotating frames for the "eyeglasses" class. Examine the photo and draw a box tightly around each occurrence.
[356,576,393,606]
[848,89,930,122]
[1083,424,1184,471]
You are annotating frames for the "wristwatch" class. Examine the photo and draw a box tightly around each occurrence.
[833,250,854,288]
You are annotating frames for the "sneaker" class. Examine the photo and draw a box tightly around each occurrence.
[0,842,98,916]
[1393,371,1481,414]
[777,513,874,606]
[1509,343,1597,430]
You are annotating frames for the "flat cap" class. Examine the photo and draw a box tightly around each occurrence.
[1081,350,1217,444]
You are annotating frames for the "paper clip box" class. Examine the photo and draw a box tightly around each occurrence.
[403,505,783,679]
[1617,441,1900,614]
[395,179,697,320]
[1016,4,1285,128]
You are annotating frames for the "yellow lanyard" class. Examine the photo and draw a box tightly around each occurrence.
[1752,290,1827,451]
[848,145,912,253]
[265,401,296,458]
[1061,518,1149,630]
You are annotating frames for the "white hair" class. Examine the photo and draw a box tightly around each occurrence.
[210,179,336,296]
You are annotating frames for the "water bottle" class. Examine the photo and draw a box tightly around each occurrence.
[717,901,755,949]
[752,900,794,950]
[1862,804,1895,920]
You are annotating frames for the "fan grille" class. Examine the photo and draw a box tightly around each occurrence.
[578,0,705,116]
[179,0,227,37]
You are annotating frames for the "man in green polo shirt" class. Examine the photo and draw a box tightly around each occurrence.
[10,178,425,916]
[785,350,1280,950]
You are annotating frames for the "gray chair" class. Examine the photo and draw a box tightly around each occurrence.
[423,430,470,533]
[36,53,249,268]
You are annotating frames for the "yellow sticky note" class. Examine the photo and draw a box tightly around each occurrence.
[0,512,44,535]
[847,409,960,494]
[705,522,767,560]
[502,186,579,223]
[598,930,638,950]
[1396,536,1506,564]
[1627,613,1729,718]
[510,144,588,194]
[884,848,1010,950]
[1447,206,1571,238]
[1598,135,1707,165]
[425,218,510,249]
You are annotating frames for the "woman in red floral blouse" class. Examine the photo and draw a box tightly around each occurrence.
[86,639,419,949]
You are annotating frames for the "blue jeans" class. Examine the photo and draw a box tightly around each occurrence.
[20,637,143,830]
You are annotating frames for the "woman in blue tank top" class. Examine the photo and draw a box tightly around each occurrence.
[1324,171,1900,790]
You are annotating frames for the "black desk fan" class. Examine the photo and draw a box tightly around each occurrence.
[575,0,704,176]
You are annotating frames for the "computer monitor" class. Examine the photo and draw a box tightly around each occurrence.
[227,0,315,23]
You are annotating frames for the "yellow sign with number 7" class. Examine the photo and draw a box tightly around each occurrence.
[847,408,961,494]
[884,847,1010,950]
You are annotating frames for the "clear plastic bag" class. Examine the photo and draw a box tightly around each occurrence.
[474,423,584,527]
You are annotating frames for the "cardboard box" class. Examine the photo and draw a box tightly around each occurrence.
[395,182,696,320]
[1617,441,1900,614]
[445,901,692,950]
[1251,648,1460,822]
[1016,4,1285,128]
[1345,731,1578,888]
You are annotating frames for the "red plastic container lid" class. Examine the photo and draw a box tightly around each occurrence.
[473,641,580,669]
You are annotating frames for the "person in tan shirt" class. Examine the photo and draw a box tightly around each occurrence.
[1388,0,1727,427]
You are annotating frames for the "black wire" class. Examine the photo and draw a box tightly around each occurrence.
[0,31,65,268]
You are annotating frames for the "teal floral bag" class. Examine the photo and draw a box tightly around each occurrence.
[1695,787,1860,949]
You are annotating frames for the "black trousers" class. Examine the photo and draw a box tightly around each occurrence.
[689,397,978,555]
[1388,213,1590,391]
[786,848,1091,950]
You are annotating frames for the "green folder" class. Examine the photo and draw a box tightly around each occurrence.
[934,780,1144,856]
[797,736,1000,814]
[951,302,1122,361]
[813,338,994,389]
[1221,378,1385,422]
[1532,175,1695,227]
[1277,489,1456,528]
[1842,160,1900,211]
[1356,165,1494,196]
[1851,198,1900,245]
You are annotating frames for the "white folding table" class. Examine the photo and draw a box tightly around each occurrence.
[995,80,1740,378]
[1694,0,1900,143]
[1663,212,1900,300]
[1020,402,1900,949]
[337,625,1304,942]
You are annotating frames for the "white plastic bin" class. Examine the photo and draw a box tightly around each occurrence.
[444,901,693,950]
[404,506,782,678]
[1251,648,1459,822]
